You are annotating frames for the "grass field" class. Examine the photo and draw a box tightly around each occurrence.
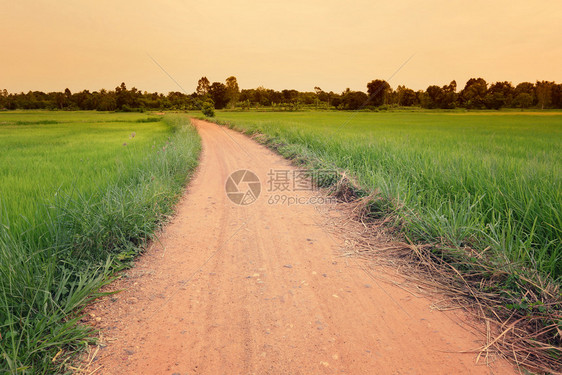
[1,112,169,235]
[212,111,562,280]
[0,111,200,373]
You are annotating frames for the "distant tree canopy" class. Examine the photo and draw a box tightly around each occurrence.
[209,82,228,109]
[459,78,488,109]
[420,81,457,109]
[196,77,210,96]
[225,76,240,108]
[0,82,198,111]
[2,77,562,112]
[340,89,369,110]
[366,79,391,106]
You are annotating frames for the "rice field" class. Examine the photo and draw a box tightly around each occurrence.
[0,111,201,373]
[1,109,560,372]
[212,111,562,280]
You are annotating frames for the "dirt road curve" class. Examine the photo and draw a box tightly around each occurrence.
[87,119,514,374]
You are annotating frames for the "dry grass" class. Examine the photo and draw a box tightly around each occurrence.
[248,124,561,374]
[322,183,561,374]
[68,331,114,374]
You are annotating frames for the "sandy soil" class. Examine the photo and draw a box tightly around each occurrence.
[83,119,515,374]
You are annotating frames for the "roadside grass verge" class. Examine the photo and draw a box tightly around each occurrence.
[0,114,200,374]
[202,112,561,373]
[207,112,561,279]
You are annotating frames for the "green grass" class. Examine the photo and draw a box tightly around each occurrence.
[212,111,562,280]
[1,112,169,236]
[0,111,201,373]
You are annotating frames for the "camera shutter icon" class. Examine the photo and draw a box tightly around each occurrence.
[225,169,261,205]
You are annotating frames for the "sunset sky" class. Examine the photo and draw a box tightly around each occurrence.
[2,0,561,94]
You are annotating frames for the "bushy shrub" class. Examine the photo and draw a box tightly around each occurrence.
[202,101,215,117]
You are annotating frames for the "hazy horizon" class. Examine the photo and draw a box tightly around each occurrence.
[2,0,561,94]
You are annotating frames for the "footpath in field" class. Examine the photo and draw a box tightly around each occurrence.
[85,119,514,374]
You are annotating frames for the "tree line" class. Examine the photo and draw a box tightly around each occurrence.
[1,77,561,111]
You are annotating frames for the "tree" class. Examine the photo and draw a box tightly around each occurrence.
[485,81,514,109]
[441,80,457,109]
[515,82,535,95]
[0,89,7,109]
[425,85,444,109]
[298,91,316,105]
[71,90,93,110]
[196,76,210,96]
[340,89,368,110]
[484,92,506,110]
[209,82,228,109]
[488,82,513,101]
[54,92,67,109]
[422,81,456,109]
[281,89,299,104]
[225,76,240,108]
[168,91,194,110]
[460,78,487,109]
[536,81,554,109]
[319,90,333,107]
[512,93,533,108]
[514,82,535,108]
[201,101,215,117]
[314,86,323,109]
[97,89,117,111]
[1,78,559,111]
[115,82,134,110]
[366,79,391,106]
[396,85,417,106]
[551,84,562,108]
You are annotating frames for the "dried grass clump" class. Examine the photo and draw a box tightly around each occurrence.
[327,196,561,374]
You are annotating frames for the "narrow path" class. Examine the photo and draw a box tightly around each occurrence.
[87,119,514,374]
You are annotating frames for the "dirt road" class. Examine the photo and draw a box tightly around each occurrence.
[86,119,514,374]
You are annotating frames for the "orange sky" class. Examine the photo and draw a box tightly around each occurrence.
[2,0,561,94]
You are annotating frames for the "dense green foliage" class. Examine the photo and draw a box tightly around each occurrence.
[201,102,215,117]
[213,111,562,280]
[2,77,561,112]
[235,79,562,110]
[0,83,201,111]
[0,112,200,373]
